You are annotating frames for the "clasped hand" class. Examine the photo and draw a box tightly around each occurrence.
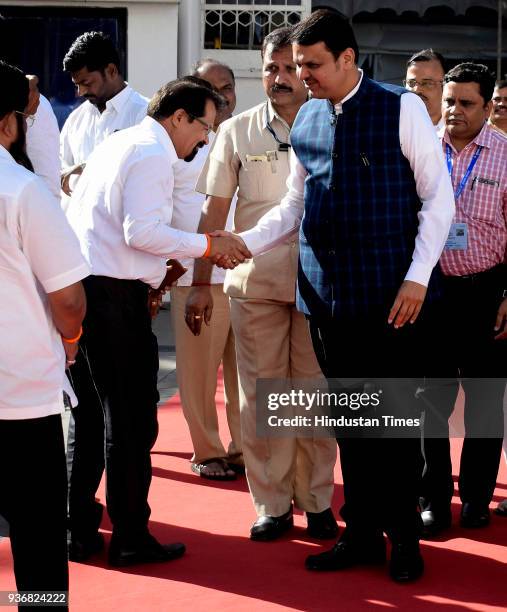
[207,230,252,269]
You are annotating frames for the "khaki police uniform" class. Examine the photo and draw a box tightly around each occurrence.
[197,101,336,516]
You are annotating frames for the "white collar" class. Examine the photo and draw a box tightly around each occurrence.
[140,116,178,162]
[0,143,15,164]
[334,69,364,113]
[105,84,133,113]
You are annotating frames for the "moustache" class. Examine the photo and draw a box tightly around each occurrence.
[271,85,292,94]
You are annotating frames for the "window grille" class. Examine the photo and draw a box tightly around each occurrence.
[204,1,309,50]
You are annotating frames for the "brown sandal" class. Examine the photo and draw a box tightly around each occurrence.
[191,458,237,481]
[226,453,246,475]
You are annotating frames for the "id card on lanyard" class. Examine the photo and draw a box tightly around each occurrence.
[444,143,483,250]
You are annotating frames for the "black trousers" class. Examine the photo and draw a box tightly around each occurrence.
[67,275,159,544]
[308,308,431,542]
[0,415,68,605]
[421,265,505,511]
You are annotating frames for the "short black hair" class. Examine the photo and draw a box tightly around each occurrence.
[407,48,446,74]
[63,31,121,74]
[444,62,495,104]
[147,78,224,122]
[261,26,293,59]
[191,58,235,84]
[290,9,359,63]
[495,79,507,90]
[0,60,28,120]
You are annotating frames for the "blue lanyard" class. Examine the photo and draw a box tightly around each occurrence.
[446,143,483,199]
[263,103,291,152]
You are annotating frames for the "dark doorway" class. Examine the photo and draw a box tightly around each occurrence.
[0,6,127,127]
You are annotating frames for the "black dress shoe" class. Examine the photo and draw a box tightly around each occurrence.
[305,534,386,571]
[420,509,452,539]
[460,503,490,528]
[69,532,104,562]
[495,499,507,517]
[389,541,424,582]
[250,509,293,541]
[108,534,186,567]
[306,508,339,540]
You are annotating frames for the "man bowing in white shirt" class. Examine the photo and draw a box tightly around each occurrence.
[66,78,250,567]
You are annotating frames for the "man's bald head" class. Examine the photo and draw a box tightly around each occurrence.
[192,59,236,128]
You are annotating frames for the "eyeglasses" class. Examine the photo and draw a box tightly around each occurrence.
[14,110,35,128]
[187,112,213,135]
[403,79,443,91]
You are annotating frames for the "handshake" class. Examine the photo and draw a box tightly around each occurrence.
[206,230,252,269]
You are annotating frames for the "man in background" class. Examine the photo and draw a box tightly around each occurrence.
[489,80,507,135]
[187,27,338,542]
[405,49,446,130]
[170,61,243,480]
[60,31,148,200]
[420,63,506,537]
[25,75,61,199]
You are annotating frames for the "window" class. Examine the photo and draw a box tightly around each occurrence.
[204,1,308,50]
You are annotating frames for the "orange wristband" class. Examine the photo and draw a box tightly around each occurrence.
[61,326,83,344]
[203,233,212,258]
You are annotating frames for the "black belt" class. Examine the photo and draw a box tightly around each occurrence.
[444,263,505,286]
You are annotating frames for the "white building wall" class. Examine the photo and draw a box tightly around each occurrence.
[127,2,178,97]
[200,50,265,114]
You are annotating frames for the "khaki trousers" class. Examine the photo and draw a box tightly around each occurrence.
[230,298,336,516]
[171,285,242,464]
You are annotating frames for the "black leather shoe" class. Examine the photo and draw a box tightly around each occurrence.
[420,510,452,539]
[495,499,507,517]
[250,509,293,541]
[305,534,386,571]
[460,503,490,528]
[108,534,186,567]
[389,541,424,582]
[69,532,104,562]
[306,508,339,539]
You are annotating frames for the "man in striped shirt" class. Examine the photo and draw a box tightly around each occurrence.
[420,63,507,537]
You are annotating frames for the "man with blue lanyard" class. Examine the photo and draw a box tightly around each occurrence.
[187,26,339,543]
[420,63,507,537]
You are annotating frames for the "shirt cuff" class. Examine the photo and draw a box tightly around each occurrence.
[187,233,209,258]
[238,230,265,257]
[404,261,433,287]
[42,262,90,294]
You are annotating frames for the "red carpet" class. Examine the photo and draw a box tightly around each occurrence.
[1,378,506,611]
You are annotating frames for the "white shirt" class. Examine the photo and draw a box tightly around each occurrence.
[68,116,208,288]
[171,131,236,286]
[26,94,61,199]
[240,71,455,287]
[0,145,89,420]
[435,117,445,132]
[60,84,148,169]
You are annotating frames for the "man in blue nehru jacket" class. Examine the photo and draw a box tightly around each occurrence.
[237,10,455,581]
